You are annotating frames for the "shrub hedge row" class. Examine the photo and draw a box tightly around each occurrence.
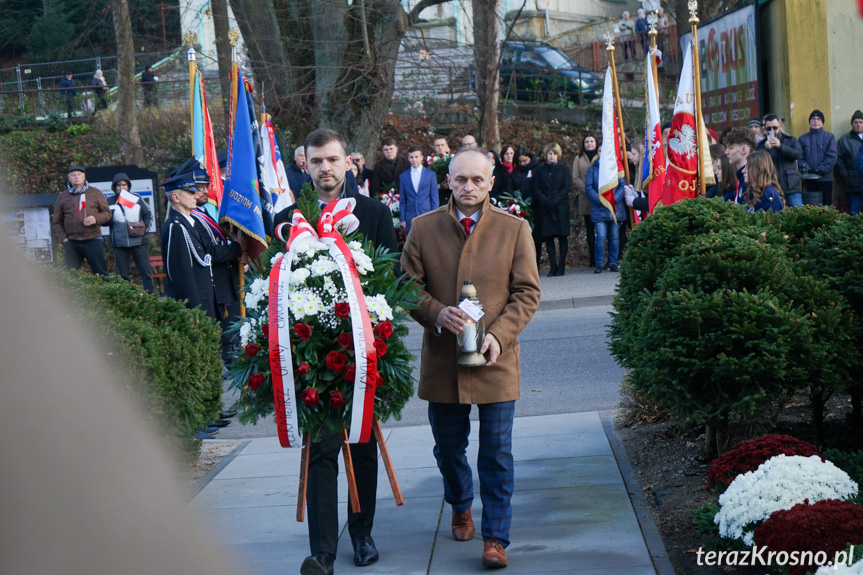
[610,200,863,456]
[52,269,223,460]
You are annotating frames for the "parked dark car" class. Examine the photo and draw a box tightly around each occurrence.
[499,42,602,103]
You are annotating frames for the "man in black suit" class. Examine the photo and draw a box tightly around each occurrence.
[273,129,397,575]
[368,137,410,200]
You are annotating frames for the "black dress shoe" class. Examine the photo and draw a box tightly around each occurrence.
[220,409,238,419]
[208,419,231,428]
[300,552,334,575]
[352,536,379,567]
[594,266,603,274]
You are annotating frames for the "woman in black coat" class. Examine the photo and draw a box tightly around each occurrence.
[532,143,572,276]
[487,149,512,202]
[510,146,539,195]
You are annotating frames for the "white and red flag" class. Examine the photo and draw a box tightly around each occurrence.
[642,49,666,213]
[78,194,86,213]
[598,66,624,223]
[663,41,714,205]
[116,190,137,209]
[260,113,293,206]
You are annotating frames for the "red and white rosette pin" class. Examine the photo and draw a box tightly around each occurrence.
[318,199,379,444]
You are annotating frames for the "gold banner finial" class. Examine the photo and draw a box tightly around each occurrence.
[604,31,615,50]
[228,29,240,47]
[647,12,658,31]
[183,32,197,47]
[688,0,700,22]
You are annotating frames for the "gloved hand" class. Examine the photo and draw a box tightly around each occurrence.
[624,185,637,207]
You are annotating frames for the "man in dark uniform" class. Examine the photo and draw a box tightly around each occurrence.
[189,170,244,360]
[160,179,218,320]
[273,129,397,575]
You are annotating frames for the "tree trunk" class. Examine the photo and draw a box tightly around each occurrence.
[210,0,232,126]
[230,0,450,158]
[472,0,500,152]
[110,0,142,165]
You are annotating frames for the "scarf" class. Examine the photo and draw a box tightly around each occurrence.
[501,161,514,174]
[583,149,598,162]
[67,180,89,195]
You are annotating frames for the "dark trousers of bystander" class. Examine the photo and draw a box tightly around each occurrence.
[114,243,155,294]
[64,238,108,275]
[582,216,596,268]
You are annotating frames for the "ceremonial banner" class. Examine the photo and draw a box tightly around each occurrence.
[260,114,292,205]
[192,71,224,209]
[221,68,267,259]
[242,79,274,240]
[663,44,699,205]
[598,66,623,223]
[642,50,666,213]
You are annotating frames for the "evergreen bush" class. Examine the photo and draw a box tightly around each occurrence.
[52,270,223,460]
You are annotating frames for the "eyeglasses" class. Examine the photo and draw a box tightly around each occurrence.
[764,126,781,131]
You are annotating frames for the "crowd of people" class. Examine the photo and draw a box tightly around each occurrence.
[56,64,160,117]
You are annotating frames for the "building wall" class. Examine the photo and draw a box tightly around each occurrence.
[180,0,246,70]
[826,0,863,134]
[782,0,830,137]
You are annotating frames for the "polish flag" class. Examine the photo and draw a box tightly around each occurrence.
[117,190,137,209]
[78,195,86,213]
[642,49,666,213]
[598,66,624,223]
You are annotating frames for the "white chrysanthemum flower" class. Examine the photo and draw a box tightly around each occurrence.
[239,321,255,347]
[250,277,268,297]
[270,252,285,266]
[348,240,362,251]
[365,294,394,323]
[290,267,311,286]
[715,454,858,546]
[352,251,374,275]
[310,257,339,277]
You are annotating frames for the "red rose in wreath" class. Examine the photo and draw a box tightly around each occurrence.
[338,332,354,350]
[374,321,393,340]
[374,373,385,389]
[343,364,356,382]
[329,391,346,408]
[297,362,311,376]
[374,338,388,358]
[301,388,319,406]
[294,323,313,341]
[334,302,351,318]
[261,323,270,340]
[245,343,262,357]
[248,372,265,390]
[326,350,347,372]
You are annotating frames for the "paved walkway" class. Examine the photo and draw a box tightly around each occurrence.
[190,267,674,574]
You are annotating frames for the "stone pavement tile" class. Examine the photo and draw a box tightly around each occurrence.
[211,451,300,480]
[429,521,653,574]
[511,411,602,437]
[239,435,298,456]
[192,503,308,546]
[510,484,637,527]
[511,431,612,460]
[218,541,305,575]
[514,455,622,490]
[191,474,297,509]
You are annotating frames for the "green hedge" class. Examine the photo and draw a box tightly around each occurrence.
[610,200,861,456]
[52,270,223,460]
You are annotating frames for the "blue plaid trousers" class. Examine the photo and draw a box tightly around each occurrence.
[427,400,515,547]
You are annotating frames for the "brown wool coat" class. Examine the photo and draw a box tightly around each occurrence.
[572,153,598,217]
[400,195,541,404]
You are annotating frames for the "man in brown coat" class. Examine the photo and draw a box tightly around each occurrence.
[52,164,112,275]
[400,148,541,569]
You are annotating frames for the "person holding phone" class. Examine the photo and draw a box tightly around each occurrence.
[755,114,804,207]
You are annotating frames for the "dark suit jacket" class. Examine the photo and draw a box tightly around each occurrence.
[273,189,398,253]
[369,156,410,199]
[160,210,217,319]
[398,167,439,233]
[191,210,243,307]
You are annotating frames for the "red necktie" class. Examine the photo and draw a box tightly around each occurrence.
[460,217,473,237]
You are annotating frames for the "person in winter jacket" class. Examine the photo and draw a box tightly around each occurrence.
[755,114,804,207]
[837,110,863,215]
[585,147,627,273]
[799,109,838,206]
[53,164,111,275]
[108,172,154,294]
[532,143,571,276]
[572,135,599,267]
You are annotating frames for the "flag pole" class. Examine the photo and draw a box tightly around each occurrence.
[184,33,198,157]
[647,13,659,101]
[606,39,631,185]
[689,0,707,197]
[228,28,247,318]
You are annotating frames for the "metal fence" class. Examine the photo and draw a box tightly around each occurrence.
[564,24,680,72]
[0,50,222,120]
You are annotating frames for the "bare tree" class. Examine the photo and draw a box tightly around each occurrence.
[109,0,142,165]
[210,0,232,125]
[472,0,500,151]
[230,0,450,159]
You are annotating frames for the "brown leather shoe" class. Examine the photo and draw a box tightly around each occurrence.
[482,539,508,568]
[451,508,475,541]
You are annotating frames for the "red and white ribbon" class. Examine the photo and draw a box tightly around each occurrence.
[381,190,400,208]
[318,199,378,444]
[268,201,378,446]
